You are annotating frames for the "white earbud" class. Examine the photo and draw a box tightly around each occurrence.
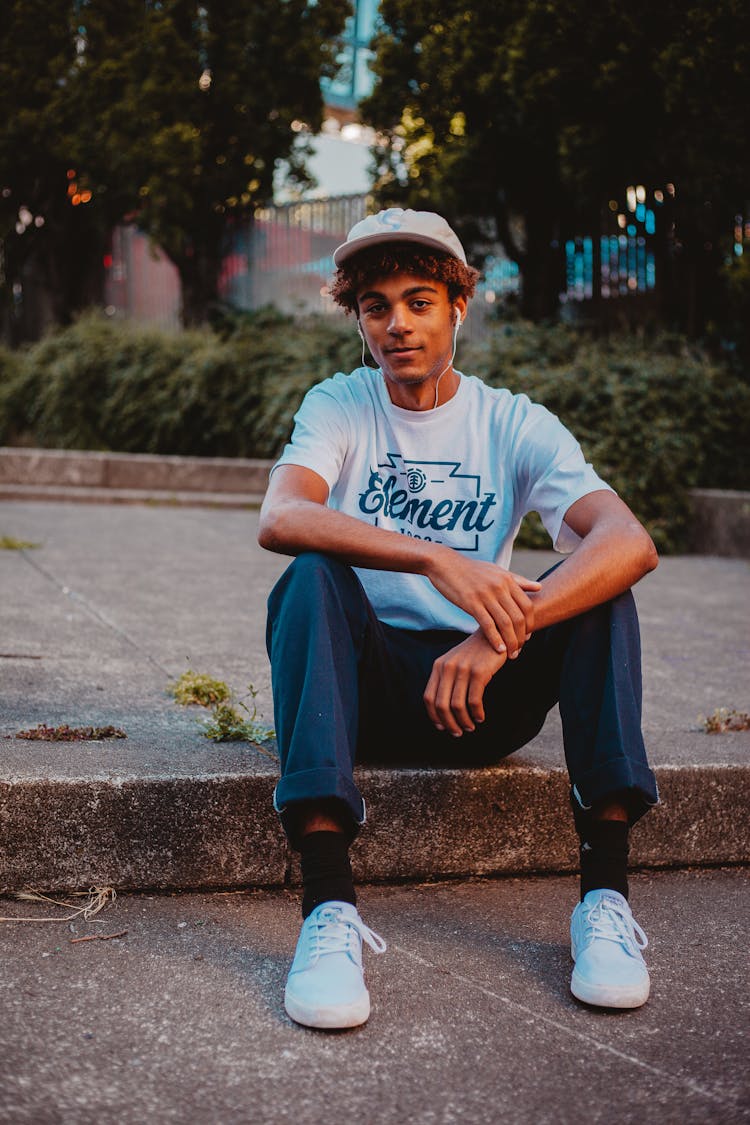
[453,313,461,347]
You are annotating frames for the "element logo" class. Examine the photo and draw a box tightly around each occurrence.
[358,452,497,551]
[406,467,427,493]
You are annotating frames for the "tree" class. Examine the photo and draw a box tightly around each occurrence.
[73,0,351,325]
[0,3,111,342]
[0,1,350,334]
[362,1,750,330]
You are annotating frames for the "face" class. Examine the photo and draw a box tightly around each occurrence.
[356,272,467,409]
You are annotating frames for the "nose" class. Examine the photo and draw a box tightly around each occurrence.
[387,303,411,336]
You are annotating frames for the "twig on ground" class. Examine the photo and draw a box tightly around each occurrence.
[70,930,128,944]
[0,887,116,923]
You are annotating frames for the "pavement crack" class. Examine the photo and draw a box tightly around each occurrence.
[20,551,170,678]
[392,945,737,1110]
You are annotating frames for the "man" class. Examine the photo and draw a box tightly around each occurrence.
[259,208,659,1030]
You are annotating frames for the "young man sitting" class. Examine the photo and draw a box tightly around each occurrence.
[258,208,659,1029]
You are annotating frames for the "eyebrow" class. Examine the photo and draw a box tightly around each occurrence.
[358,285,440,301]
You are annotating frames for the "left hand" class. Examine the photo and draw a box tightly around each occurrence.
[423,631,508,736]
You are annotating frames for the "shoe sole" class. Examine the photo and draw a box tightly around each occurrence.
[284,987,371,1029]
[570,957,650,1009]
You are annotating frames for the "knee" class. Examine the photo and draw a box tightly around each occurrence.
[267,552,359,620]
[287,552,350,584]
[574,588,638,635]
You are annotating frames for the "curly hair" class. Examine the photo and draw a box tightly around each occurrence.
[330,244,480,314]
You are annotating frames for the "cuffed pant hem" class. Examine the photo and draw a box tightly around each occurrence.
[273,769,365,849]
[571,759,659,825]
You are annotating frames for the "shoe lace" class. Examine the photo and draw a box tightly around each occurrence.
[586,896,648,954]
[312,906,387,958]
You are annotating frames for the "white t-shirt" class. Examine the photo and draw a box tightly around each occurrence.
[272,367,612,632]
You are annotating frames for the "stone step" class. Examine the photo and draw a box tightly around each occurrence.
[1,748,748,894]
[0,447,272,495]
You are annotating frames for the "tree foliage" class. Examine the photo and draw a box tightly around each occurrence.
[0,3,110,340]
[0,0,349,334]
[362,0,750,329]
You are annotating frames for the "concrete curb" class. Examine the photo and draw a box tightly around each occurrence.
[688,488,750,559]
[1,760,747,893]
[0,483,264,508]
[0,447,272,495]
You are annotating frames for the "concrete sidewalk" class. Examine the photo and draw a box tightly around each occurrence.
[0,501,748,892]
[0,870,747,1124]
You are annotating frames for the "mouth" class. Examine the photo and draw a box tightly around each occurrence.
[386,346,421,356]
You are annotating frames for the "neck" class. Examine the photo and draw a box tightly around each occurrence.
[384,367,460,411]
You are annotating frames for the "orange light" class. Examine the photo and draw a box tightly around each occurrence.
[80,190,92,203]
[67,169,76,180]
[67,183,77,196]
[71,194,82,206]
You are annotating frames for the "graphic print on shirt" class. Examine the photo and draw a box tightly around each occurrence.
[357,452,497,552]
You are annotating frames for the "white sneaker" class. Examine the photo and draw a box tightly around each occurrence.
[284,901,387,1029]
[570,889,650,1009]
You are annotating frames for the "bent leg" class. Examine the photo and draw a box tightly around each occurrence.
[556,588,657,825]
[266,552,375,845]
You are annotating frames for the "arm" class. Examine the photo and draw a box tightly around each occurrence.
[524,490,658,630]
[258,463,541,654]
[423,490,658,735]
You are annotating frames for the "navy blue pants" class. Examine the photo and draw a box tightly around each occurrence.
[266,553,658,846]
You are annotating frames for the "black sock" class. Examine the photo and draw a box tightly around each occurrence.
[578,819,630,901]
[300,831,356,919]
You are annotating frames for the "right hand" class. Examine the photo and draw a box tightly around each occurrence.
[423,630,507,735]
[425,548,540,657]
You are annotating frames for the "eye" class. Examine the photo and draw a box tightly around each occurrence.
[363,302,386,315]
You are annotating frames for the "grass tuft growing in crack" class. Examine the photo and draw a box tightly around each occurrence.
[170,670,274,743]
[169,670,231,707]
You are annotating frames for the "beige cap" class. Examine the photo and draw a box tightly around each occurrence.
[333,207,467,266]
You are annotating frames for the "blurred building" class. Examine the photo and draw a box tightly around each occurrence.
[106,0,379,328]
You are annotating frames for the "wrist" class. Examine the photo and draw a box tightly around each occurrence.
[418,541,451,580]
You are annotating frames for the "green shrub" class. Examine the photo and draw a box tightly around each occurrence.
[461,324,750,552]
[0,310,361,458]
[1,311,747,552]
[0,342,29,445]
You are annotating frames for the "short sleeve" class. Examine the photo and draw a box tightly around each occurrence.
[271,379,352,493]
[513,401,613,553]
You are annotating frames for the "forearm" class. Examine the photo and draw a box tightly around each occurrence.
[530,518,658,630]
[259,494,540,654]
[259,495,440,576]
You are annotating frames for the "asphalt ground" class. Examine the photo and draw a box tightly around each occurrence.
[0,869,747,1125]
